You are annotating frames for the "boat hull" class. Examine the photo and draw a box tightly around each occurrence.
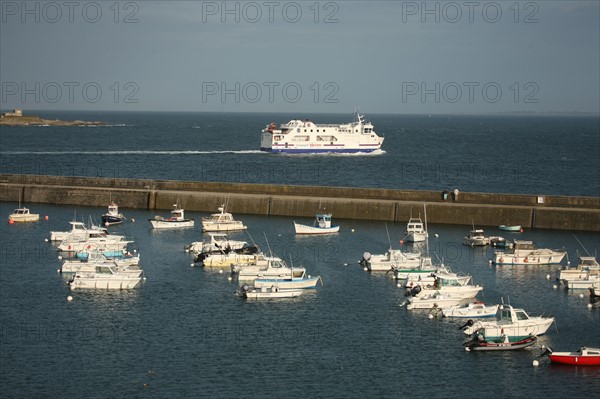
[495,252,566,265]
[499,225,522,232]
[294,222,339,235]
[549,354,600,366]
[242,288,305,299]
[201,222,246,232]
[466,336,537,351]
[8,214,39,222]
[253,276,321,289]
[69,276,142,290]
[150,219,194,229]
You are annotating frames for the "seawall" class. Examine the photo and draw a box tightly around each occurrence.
[1,174,598,231]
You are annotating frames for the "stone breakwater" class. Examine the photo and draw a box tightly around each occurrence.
[0,174,598,231]
[0,115,108,126]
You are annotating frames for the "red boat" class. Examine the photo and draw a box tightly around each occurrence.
[547,346,600,366]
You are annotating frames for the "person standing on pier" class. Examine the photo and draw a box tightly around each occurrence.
[453,188,459,202]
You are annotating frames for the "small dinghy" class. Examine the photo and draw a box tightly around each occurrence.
[464,334,537,351]
[543,346,600,366]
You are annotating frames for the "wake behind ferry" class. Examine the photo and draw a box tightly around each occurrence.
[260,111,384,153]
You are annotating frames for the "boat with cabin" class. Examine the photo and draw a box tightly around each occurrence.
[101,202,125,226]
[558,255,600,287]
[149,203,194,229]
[360,249,422,272]
[462,303,555,340]
[294,213,339,234]
[494,240,566,265]
[8,207,39,223]
[463,229,489,246]
[441,302,498,319]
[201,204,246,232]
[68,264,143,290]
[233,256,307,281]
[544,346,600,366]
[260,110,384,154]
[236,284,305,300]
[404,217,428,243]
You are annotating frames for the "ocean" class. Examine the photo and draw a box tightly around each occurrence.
[0,112,599,398]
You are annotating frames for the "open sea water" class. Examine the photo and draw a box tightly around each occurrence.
[1,112,599,398]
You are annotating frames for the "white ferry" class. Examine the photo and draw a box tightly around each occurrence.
[260,111,384,154]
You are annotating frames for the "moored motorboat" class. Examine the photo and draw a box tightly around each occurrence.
[149,203,194,229]
[464,334,537,351]
[360,248,422,272]
[253,275,322,290]
[201,204,246,232]
[294,213,339,234]
[101,202,125,226]
[236,284,305,300]
[494,240,566,265]
[68,264,143,290]
[442,302,498,319]
[8,207,39,223]
[545,346,600,366]
[463,229,489,246]
[463,303,555,340]
[234,256,306,281]
[404,217,427,243]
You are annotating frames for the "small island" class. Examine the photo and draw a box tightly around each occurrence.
[0,109,109,126]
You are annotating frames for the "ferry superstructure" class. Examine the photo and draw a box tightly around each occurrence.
[260,111,384,153]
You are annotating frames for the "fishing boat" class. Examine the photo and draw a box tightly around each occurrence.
[464,334,537,351]
[260,110,384,154]
[404,274,483,300]
[442,302,498,319]
[558,255,600,286]
[462,303,555,340]
[463,229,489,246]
[68,265,143,290]
[544,346,600,366]
[149,203,194,229]
[568,275,600,290]
[489,236,512,249]
[253,275,322,290]
[8,207,39,223]
[186,233,256,257]
[406,292,467,310]
[360,249,422,272]
[201,204,246,232]
[61,250,141,274]
[58,228,130,252]
[499,225,522,232]
[236,284,305,300]
[50,221,90,242]
[101,202,125,226]
[494,240,566,265]
[234,256,306,281]
[404,217,428,243]
[294,213,339,234]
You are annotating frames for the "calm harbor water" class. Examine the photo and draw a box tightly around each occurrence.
[0,201,599,398]
[1,112,599,397]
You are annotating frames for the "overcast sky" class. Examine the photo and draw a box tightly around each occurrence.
[1,1,598,114]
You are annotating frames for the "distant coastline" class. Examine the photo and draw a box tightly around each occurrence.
[0,110,108,126]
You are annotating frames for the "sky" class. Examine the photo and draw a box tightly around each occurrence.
[0,0,599,114]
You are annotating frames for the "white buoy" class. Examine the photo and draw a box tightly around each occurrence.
[363,267,368,271]
[185,249,190,253]
[465,347,470,352]
[227,276,232,281]
[434,233,439,238]
[343,263,348,266]
[567,261,570,266]
[67,296,73,302]
[532,360,539,367]
[397,283,401,288]
[579,293,584,299]
[587,303,593,309]
[351,229,355,233]
[131,218,135,223]
[553,285,557,289]
[58,255,63,260]
[428,314,434,319]
[44,238,49,242]
[546,274,551,280]
[488,260,492,265]
[56,269,60,273]
[219,269,223,274]
[190,263,195,267]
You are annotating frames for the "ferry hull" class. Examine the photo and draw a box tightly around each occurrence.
[261,147,381,154]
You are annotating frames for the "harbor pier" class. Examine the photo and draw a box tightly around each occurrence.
[0,174,598,231]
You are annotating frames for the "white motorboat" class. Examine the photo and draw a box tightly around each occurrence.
[254,275,322,290]
[360,249,422,272]
[236,284,305,300]
[58,228,130,252]
[402,268,473,288]
[186,232,249,254]
[494,240,566,265]
[568,275,600,290]
[8,207,39,223]
[50,221,90,242]
[149,203,194,229]
[201,205,246,232]
[463,229,489,246]
[294,213,339,234]
[404,217,428,243]
[406,293,467,310]
[101,202,125,226]
[200,251,262,268]
[61,251,141,275]
[462,303,555,340]
[558,255,600,285]
[441,302,498,319]
[234,256,306,281]
[68,265,143,290]
[260,110,384,154]
[405,275,483,301]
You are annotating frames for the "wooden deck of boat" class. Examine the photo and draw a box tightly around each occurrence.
[1,174,598,231]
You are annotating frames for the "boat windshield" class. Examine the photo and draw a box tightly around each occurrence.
[515,310,529,320]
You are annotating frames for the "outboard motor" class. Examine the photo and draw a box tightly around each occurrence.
[359,252,371,267]
[458,319,474,330]
[405,285,422,297]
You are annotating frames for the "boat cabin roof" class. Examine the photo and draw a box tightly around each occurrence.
[579,257,599,267]
[12,208,31,214]
[496,304,530,323]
